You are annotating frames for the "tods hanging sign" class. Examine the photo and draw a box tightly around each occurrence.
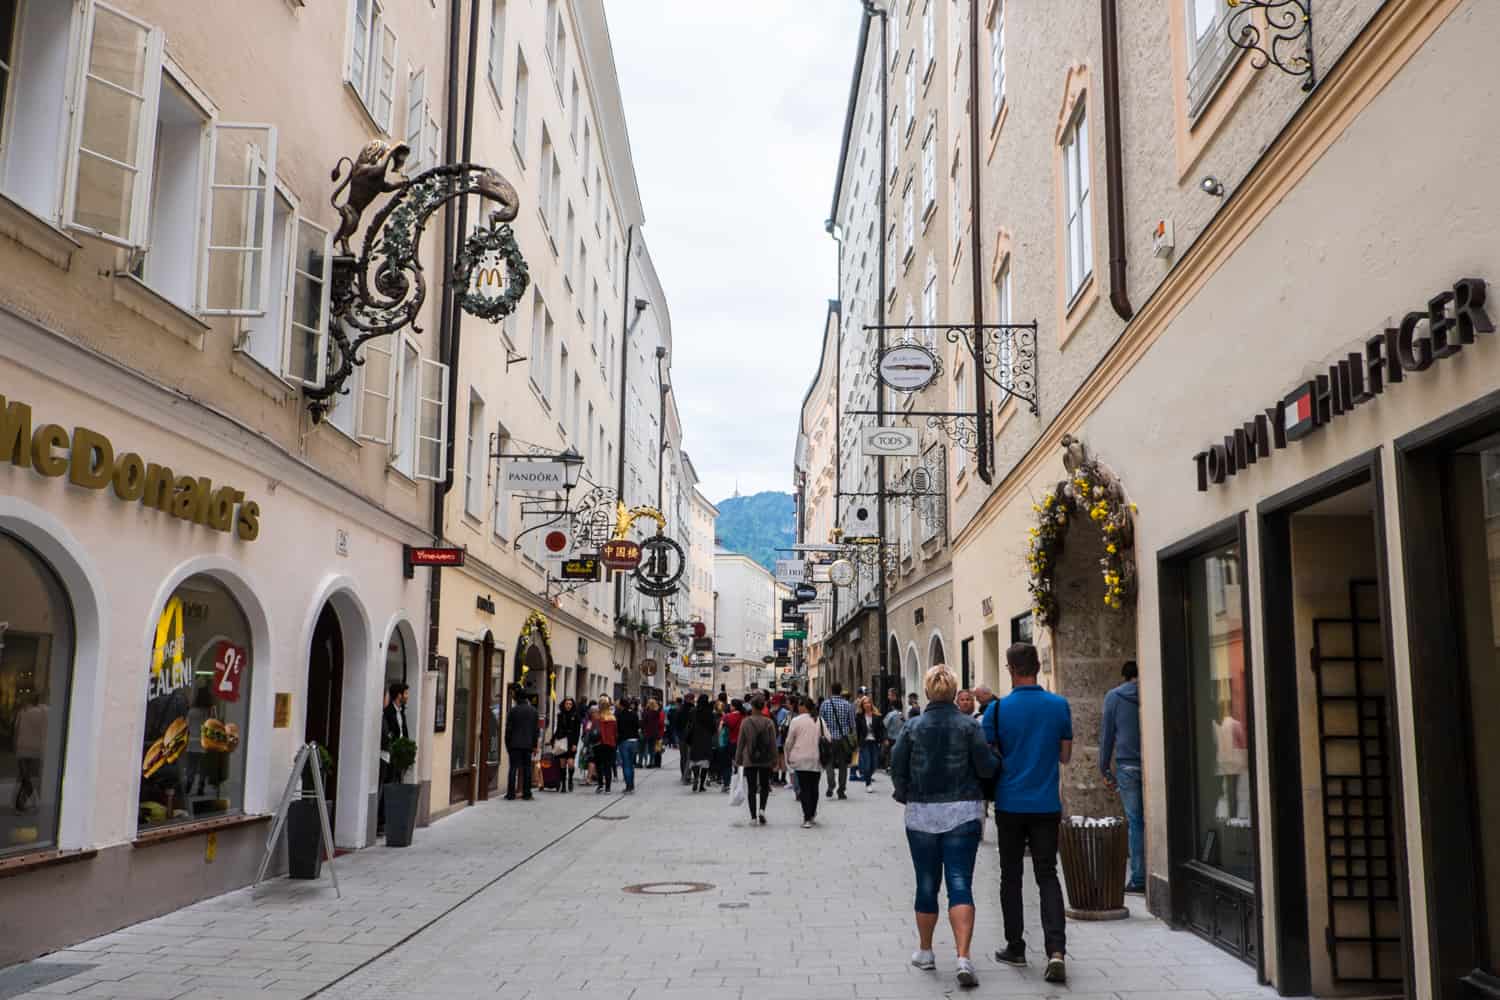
[1,394,262,540]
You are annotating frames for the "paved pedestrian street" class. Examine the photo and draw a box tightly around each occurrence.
[4,755,1277,1000]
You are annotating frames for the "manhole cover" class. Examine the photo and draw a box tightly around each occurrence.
[749,890,771,896]
[718,902,750,909]
[595,815,628,821]
[622,881,715,895]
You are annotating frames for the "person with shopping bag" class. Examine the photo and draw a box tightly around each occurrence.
[553,697,582,793]
[782,697,830,828]
[735,695,778,824]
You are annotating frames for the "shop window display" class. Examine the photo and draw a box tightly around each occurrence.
[1186,542,1253,880]
[139,575,251,830]
[0,532,74,856]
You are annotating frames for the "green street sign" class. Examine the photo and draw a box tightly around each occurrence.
[782,629,807,640]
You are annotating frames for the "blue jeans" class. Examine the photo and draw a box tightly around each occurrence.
[858,741,878,786]
[619,739,638,790]
[905,819,982,914]
[1116,764,1145,888]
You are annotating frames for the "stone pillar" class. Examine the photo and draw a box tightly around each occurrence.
[1048,526,1136,819]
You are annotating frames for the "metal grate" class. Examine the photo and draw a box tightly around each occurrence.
[1311,579,1403,987]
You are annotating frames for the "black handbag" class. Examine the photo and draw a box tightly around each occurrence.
[816,720,833,767]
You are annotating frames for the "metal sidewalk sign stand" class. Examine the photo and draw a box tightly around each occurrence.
[252,742,339,897]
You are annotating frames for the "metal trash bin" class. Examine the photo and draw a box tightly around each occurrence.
[1058,816,1129,920]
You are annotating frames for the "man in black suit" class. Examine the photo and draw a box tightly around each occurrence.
[504,686,540,800]
[378,683,409,833]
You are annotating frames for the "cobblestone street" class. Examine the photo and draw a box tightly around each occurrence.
[3,753,1277,1000]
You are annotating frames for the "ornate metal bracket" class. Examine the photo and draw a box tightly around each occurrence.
[570,486,620,548]
[305,141,528,422]
[847,409,990,460]
[864,323,1038,415]
[1226,0,1315,91]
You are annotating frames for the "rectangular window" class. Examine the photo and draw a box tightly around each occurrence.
[995,260,1012,393]
[563,202,576,290]
[391,335,420,476]
[890,3,901,66]
[1062,105,1093,301]
[348,0,396,131]
[1,0,73,220]
[568,74,580,148]
[922,0,934,73]
[542,314,556,400]
[465,389,484,516]
[286,218,333,388]
[571,372,582,442]
[66,3,163,246]
[1185,541,1252,881]
[921,115,935,214]
[414,355,448,481]
[903,187,914,260]
[135,69,210,312]
[954,368,968,473]
[529,291,546,396]
[201,124,279,316]
[581,120,591,185]
[578,243,588,302]
[1186,0,1235,116]
[511,55,528,161]
[405,67,441,174]
[950,152,962,260]
[487,0,505,100]
[904,60,915,134]
[0,0,15,154]
[493,425,512,540]
[559,344,570,429]
[550,7,567,87]
[539,131,555,230]
[358,333,395,443]
[239,182,295,374]
[990,0,1005,120]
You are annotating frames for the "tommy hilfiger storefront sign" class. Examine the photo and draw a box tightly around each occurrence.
[1192,278,1493,491]
[0,394,262,539]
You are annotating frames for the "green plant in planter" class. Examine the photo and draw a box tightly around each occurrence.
[301,744,335,796]
[387,737,417,782]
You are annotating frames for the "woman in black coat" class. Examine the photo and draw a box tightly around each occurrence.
[553,698,582,793]
[688,694,719,793]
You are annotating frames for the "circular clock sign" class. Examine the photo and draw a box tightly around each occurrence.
[829,559,856,587]
[877,344,939,392]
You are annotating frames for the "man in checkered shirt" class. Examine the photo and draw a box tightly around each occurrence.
[819,682,856,799]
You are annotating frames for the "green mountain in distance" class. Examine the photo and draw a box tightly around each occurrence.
[715,491,794,572]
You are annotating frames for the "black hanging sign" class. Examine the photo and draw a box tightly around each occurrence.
[560,556,601,581]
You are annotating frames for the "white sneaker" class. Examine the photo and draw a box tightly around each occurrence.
[955,957,978,987]
[801,820,812,829]
[911,949,936,971]
[866,785,874,793]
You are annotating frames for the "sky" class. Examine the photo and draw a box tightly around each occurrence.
[608,2,862,505]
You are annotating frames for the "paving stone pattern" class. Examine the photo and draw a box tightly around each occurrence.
[5,755,1277,999]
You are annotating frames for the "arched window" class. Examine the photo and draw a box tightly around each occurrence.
[1,531,74,856]
[139,574,253,831]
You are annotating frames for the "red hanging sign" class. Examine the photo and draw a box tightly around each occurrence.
[213,642,247,703]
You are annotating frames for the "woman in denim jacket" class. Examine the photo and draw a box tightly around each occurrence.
[891,664,999,990]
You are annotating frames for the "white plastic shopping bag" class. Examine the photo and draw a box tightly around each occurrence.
[728,768,746,807]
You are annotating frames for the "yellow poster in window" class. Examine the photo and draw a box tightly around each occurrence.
[150,596,187,696]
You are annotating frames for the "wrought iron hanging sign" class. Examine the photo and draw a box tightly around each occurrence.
[635,535,685,598]
[1226,0,1316,91]
[876,343,941,392]
[304,140,529,422]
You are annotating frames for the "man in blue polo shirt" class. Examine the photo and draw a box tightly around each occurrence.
[985,642,1072,984]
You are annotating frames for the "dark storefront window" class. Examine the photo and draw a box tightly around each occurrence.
[1186,542,1253,881]
[1445,442,1500,974]
[451,641,476,773]
[0,532,73,856]
[140,575,252,830]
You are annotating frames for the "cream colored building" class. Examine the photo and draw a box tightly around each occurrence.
[0,0,453,963]
[943,0,1500,996]
[683,484,719,693]
[794,301,840,692]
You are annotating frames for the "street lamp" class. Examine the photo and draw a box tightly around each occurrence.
[558,446,586,492]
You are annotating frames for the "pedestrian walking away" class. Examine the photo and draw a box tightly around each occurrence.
[616,697,640,793]
[1100,660,1144,893]
[772,695,792,785]
[891,665,998,990]
[688,693,717,792]
[553,697,582,792]
[854,695,884,792]
[593,697,619,794]
[882,693,905,772]
[819,682,855,799]
[735,694,777,824]
[990,641,1073,983]
[783,697,830,826]
[719,699,744,793]
[504,685,540,801]
[641,698,663,768]
[675,696,695,783]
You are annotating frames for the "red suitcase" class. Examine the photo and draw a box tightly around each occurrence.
[540,754,563,791]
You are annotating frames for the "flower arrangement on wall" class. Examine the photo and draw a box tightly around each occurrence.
[517,611,553,690]
[1025,436,1137,627]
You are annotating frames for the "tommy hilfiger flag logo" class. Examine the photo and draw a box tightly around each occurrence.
[1283,382,1317,441]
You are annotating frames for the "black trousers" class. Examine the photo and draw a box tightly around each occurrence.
[996,811,1066,957]
[506,750,532,798]
[743,766,771,818]
[794,770,820,822]
[594,745,616,790]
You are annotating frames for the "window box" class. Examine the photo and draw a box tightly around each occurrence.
[111,272,210,351]
[0,191,79,271]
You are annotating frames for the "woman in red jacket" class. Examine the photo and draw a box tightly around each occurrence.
[640,699,664,769]
[594,697,619,794]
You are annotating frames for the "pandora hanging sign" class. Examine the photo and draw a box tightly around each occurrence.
[1192,278,1493,491]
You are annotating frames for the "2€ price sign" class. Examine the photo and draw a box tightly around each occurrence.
[213,641,247,702]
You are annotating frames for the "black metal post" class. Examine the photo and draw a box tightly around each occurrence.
[863,0,890,699]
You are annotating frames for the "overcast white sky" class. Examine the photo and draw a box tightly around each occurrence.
[608,2,862,505]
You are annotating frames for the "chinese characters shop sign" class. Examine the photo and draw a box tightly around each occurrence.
[1191,279,1493,491]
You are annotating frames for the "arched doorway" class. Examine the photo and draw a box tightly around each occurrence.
[305,603,344,817]
[905,644,920,707]
[929,633,946,669]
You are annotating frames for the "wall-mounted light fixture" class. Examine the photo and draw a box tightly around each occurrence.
[1200,176,1226,198]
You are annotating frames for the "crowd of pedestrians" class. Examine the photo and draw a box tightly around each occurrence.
[493,639,1147,993]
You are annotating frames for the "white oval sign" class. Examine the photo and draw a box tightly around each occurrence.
[829,559,856,587]
[878,344,938,391]
[861,425,920,457]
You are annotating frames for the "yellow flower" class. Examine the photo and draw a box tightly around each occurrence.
[1107,543,1116,554]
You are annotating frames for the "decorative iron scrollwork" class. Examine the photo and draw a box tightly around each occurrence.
[1226,0,1315,91]
[943,323,1039,416]
[306,148,527,423]
[924,412,984,457]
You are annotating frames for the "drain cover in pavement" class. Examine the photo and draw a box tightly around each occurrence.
[718,902,750,909]
[749,870,769,875]
[622,881,714,895]
[0,963,96,1000]
[749,890,771,896]
[594,815,628,821]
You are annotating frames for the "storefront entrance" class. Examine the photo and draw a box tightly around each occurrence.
[306,603,344,820]
[1399,402,1500,999]
[449,639,483,807]
[481,641,504,799]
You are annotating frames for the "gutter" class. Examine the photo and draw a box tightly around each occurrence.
[1101,0,1134,321]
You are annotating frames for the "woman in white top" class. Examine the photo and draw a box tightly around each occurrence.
[781,697,830,828]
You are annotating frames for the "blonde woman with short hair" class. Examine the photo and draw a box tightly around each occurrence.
[593,696,619,795]
[890,664,999,989]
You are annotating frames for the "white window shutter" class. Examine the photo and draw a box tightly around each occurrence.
[347,0,370,88]
[358,334,396,443]
[414,357,449,481]
[201,123,278,316]
[376,21,398,132]
[405,67,426,170]
[284,218,333,387]
[64,3,164,246]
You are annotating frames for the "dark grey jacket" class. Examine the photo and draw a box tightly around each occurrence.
[505,701,539,751]
[890,702,999,804]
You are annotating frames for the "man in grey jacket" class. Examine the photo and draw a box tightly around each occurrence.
[1099,661,1143,893]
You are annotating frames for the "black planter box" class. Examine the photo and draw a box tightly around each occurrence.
[383,783,419,848]
[286,797,326,878]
